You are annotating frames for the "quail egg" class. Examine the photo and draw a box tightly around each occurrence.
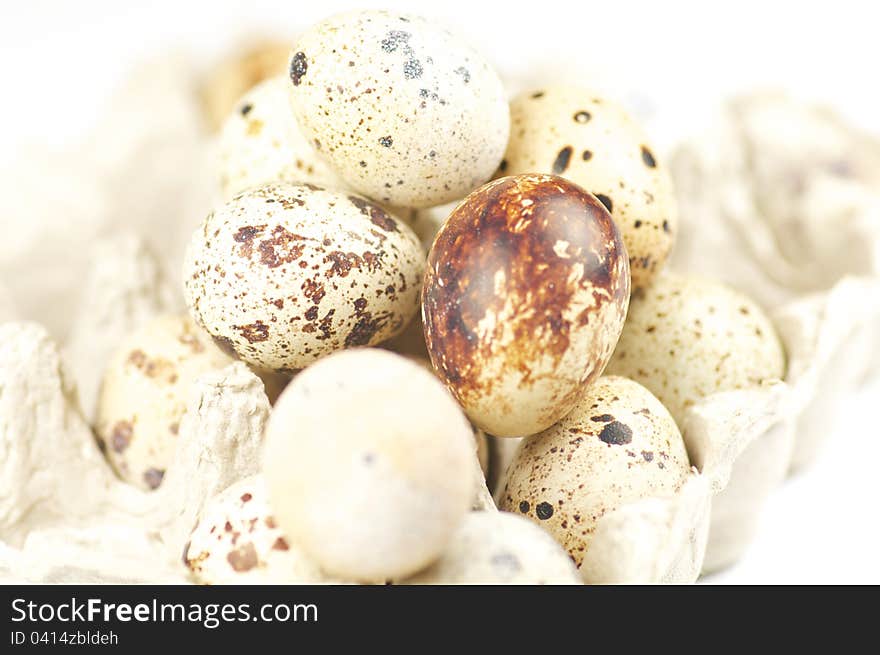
[503,87,678,288]
[404,511,581,584]
[262,348,474,582]
[183,182,425,372]
[498,375,690,575]
[605,272,786,425]
[94,314,233,490]
[287,10,509,207]
[218,75,345,199]
[422,174,630,437]
[184,475,332,584]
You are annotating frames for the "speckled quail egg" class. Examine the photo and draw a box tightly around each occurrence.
[498,376,690,574]
[94,314,233,490]
[422,174,631,437]
[404,511,581,584]
[605,272,786,426]
[218,75,346,199]
[503,87,678,289]
[184,475,333,584]
[200,39,291,132]
[183,182,425,372]
[262,348,474,582]
[287,10,509,208]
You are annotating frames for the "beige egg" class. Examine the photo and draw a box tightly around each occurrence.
[94,314,233,490]
[185,475,332,584]
[605,272,786,425]
[404,511,581,584]
[423,174,631,437]
[262,348,474,582]
[200,39,291,132]
[503,87,678,289]
[288,10,509,208]
[218,75,346,199]
[498,375,690,573]
[183,182,424,372]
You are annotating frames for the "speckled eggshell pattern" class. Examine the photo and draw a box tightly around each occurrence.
[218,76,346,199]
[605,272,787,426]
[503,87,678,289]
[94,314,234,491]
[183,182,424,372]
[422,174,631,437]
[404,511,581,584]
[287,10,509,208]
[498,375,690,571]
[185,476,332,584]
[262,348,474,582]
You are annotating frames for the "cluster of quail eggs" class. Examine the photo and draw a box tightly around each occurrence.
[92,9,788,584]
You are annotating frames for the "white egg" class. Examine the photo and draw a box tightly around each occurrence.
[218,75,346,199]
[183,182,425,372]
[288,10,509,208]
[404,511,581,584]
[262,348,474,582]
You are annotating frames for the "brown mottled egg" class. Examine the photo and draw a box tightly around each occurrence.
[422,174,631,437]
[605,272,786,426]
[185,475,333,584]
[262,348,474,582]
[183,182,424,372]
[503,87,678,289]
[218,76,346,199]
[200,39,291,132]
[288,10,509,208]
[498,376,690,573]
[404,511,581,585]
[94,314,233,490]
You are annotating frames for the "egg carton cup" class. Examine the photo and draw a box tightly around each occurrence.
[0,54,212,346]
[671,91,880,475]
[0,321,271,583]
[578,379,789,583]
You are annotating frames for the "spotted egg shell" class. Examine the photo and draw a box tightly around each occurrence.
[605,272,786,426]
[288,10,509,208]
[498,375,690,575]
[183,182,425,372]
[503,87,678,289]
[422,174,631,437]
[94,314,233,491]
[218,75,346,199]
[262,348,474,582]
[184,475,334,584]
[403,511,581,584]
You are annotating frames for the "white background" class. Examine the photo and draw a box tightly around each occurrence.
[0,0,877,583]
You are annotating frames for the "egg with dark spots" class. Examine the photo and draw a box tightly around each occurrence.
[94,314,234,491]
[287,10,509,208]
[498,376,690,578]
[183,182,424,371]
[503,86,678,289]
[218,76,346,199]
[185,475,334,584]
[605,272,786,426]
[422,174,630,437]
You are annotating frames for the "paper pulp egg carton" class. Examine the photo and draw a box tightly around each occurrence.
[665,92,880,571]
